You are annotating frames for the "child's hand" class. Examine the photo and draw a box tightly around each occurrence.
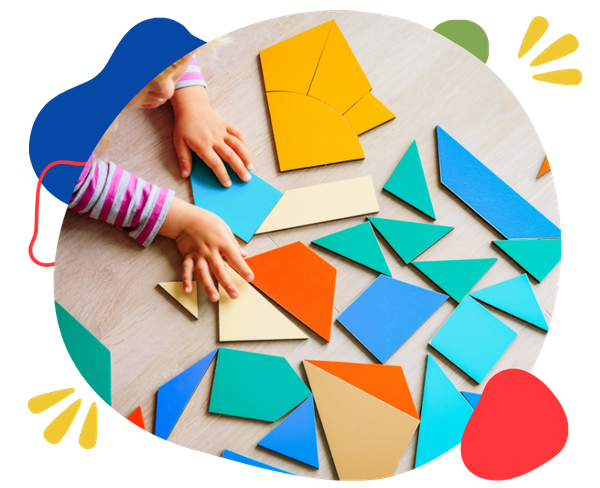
[171,86,253,187]
[158,197,254,301]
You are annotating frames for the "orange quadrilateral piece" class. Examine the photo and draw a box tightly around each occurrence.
[537,157,551,178]
[244,242,337,342]
[343,92,395,135]
[127,406,146,430]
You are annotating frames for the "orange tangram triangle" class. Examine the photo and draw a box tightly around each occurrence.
[305,360,418,419]
[537,157,551,178]
[127,406,145,430]
[244,242,337,342]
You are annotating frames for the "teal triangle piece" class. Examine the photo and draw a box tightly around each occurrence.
[312,222,391,276]
[493,239,561,283]
[258,396,319,468]
[55,302,111,406]
[415,355,473,468]
[155,349,218,440]
[369,217,453,263]
[470,274,548,330]
[412,258,497,302]
[222,450,295,475]
[384,141,436,219]
[209,348,312,422]
[461,391,482,409]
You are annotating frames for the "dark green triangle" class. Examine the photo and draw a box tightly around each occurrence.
[493,239,561,282]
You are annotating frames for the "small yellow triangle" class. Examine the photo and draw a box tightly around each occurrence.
[158,281,199,319]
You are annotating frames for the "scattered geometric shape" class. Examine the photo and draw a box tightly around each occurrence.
[55,302,111,406]
[532,69,582,86]
[531,34,579,67]
[343,92,395,135]
[256,176,379,234]
[369,217,453,263]
[461,391,482,409]
[518,16,549,58]
[244,242,337,341]
[222,449,295,475]
[28,388,75,414]
[209,348,311,422]
[155,349,218,440]
[493,239,561,282]
[470,274,548,331]
[304,361,419,480]
[158,281,198,319]
[537,157,551,178]
[429,296,518,383]
[43,399,82,445]
[337,275,448,363]
[411,258,497,303]
[190,153,282,242]
[414,355,473,468]
[79,402,98,449]
[433,20,489,63]
[461,370,569,480]
[383,140,436,219]
[312,221,391,276]
[305,360,419,419]
[258,397,319,468]
[219,264,308,342]
[127,406,146,430]
[437,126,561,239]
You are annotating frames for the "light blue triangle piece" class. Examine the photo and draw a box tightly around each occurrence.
[461,391,481,409]
[222,449,295,475]
[415,355,473,469]
[258,396,319,468]
[155,349,218,440]
[470,274,548,330]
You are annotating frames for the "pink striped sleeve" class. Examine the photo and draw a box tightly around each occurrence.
[175,55,206,89]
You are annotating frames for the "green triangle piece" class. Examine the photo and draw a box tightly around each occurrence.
[312,222,391,276]
[493,239,561,283]
[368,217,453,264]
[55,302,111,406]
[412,258,497,303]
[383,141,436,219]
[470,274,548,331]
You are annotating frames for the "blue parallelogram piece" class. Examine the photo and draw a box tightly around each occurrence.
[436,126,561,239]
[461,391,482,409]
[222,449,296,475]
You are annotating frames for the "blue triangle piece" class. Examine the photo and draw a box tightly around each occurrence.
[470,274,548,330]
[415,355,474,469]
[461,391,481,409]
[258,396,319,468]
[155,349,218,440]
[436,126,561,239]
[222,449,295,475]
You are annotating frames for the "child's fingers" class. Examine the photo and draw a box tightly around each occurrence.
[202,149,232,187]
[224,243,254,282]
[225,134,253,170]
[230,233,247,257]
[182,256,195,293]
[226,124,247,145]
[209,254,239,299]
[215,143,251,183]
[174,138,193,178]
[197,258,219,302]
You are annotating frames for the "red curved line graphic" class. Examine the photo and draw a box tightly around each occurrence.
[29,160,87,267]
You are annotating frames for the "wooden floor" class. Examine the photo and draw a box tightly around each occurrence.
[54,11,560,480]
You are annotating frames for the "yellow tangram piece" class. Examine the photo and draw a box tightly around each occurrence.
[259,20,394,172]
[158,281,199,319]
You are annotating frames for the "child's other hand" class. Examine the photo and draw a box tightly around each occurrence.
[171,86,253,187]
[159,198,254,301]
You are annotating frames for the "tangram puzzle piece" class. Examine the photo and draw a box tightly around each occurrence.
[337,275,448,363]
[127,406,145,430]
[260,20,394,171]
[218,264,308,342]
[258,396,319,468]
[383,141,436,219]
[415,355,473,468]
[209,348,311,422]
[304,361,419,480]
[312,221,391,276]
[305,360,418,419]
[412,258,497,303]
[244,242,337,341]
[437,126,561,239]
[55,302,111,406]
[158,281,198,319]
[369,217,453,264]
[429,296,518,383]
[256,176,379,234]
[470,274,548,331]
[222,449,295,475]
[493,238,561,282]
[190,153,282,242]
[155,349,217,440]
[537,157,551,178]
[461,391,482,409]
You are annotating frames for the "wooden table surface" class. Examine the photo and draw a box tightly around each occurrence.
[54,11,560,480]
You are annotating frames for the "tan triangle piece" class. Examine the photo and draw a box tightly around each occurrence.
[219,264,308,342]
[304,361,419,481]
[158,281,199,319]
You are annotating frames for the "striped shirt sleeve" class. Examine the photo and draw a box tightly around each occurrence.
[175,55,206,89]
[69,154,175,247]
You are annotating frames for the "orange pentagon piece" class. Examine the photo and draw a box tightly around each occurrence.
[127,405,146,430]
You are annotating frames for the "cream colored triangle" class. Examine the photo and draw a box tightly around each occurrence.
[304,361,419,481]
[219,264,308,341]
[158,281,199,319]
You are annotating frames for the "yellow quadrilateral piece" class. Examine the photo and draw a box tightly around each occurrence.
[304,361,419,481]
[308,20,372,114]
[158,281,199,319]
[256,176,379,234]
[343,92,396,135]
[259,21,333,94]
[219,264,308,342]
[266,91,364,171]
